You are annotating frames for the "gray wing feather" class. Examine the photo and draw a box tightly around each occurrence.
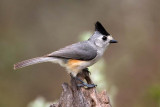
[47,41,97,61]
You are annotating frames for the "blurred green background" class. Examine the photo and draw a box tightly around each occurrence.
[0,0,160,107]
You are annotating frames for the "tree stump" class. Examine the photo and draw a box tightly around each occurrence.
[50,69,112,107]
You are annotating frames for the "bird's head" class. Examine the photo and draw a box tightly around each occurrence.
[89,21,117,48]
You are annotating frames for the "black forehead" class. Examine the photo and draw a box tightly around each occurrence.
[95,21,110,36]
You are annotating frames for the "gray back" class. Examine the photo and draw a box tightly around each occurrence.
[47,41,97,61]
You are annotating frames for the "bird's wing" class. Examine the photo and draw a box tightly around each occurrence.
[47,41,97,61]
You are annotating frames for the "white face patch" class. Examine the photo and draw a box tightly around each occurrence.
[94,35,107,47]
[94,34,115,48]
[107,35,113,41]
[95,38,103,47]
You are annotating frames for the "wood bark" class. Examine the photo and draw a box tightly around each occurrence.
[50,69,112,107]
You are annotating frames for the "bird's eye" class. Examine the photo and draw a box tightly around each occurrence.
[102,36,107,41]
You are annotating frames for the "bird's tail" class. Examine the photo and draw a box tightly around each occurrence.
[14,57,56,70]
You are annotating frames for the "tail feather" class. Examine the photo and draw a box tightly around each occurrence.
[14,57,55,70]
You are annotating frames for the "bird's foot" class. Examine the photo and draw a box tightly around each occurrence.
[83,68,91,75]
[75,77,97,88]
[77,83,97,88]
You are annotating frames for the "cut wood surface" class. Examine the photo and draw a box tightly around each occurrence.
[50,69,111,107]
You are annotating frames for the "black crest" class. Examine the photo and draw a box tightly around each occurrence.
[95,21,110,36]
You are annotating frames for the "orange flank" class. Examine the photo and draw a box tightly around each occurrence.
[67,59,84,67]
[67,59,86,73]
[68,59,84,64]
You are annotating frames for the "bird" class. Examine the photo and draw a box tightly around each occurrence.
[14,21,117,88]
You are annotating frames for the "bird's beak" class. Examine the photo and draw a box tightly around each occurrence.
[109,39,118,43]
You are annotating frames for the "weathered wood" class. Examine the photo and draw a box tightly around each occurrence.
[50,69,111,107]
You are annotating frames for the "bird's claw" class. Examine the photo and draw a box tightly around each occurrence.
[71,73,96,88]
[77,83,97,88]
[83,68,91,75]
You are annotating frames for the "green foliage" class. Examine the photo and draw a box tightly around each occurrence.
[148,84,160,101]
[27,97,53,107]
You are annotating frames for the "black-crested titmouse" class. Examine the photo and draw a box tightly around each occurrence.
[14,21,117,88]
